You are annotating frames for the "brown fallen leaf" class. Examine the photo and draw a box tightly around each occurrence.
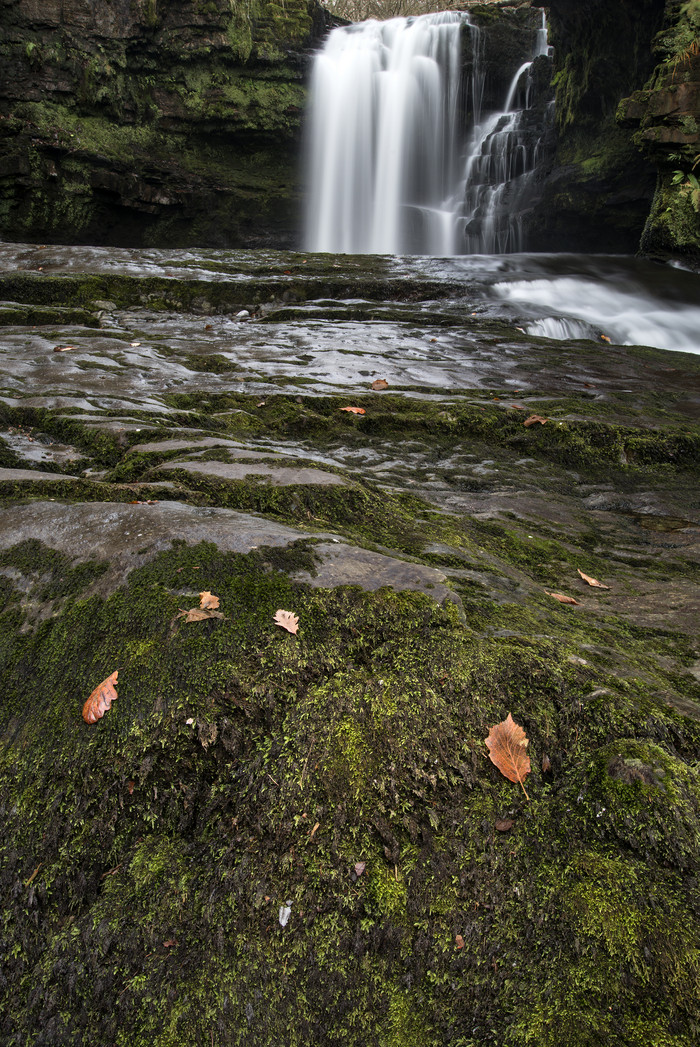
[577,568,610,590]
[127,780,135,795]
[174,607,225,623]
[339,407,366,415]
[274,609,299,635]
[495,818,514,832]
[309,821,320,839]
[83,670,119,724]
[199,591,220,610]
[546,591,579,605]
[485,713,531,799]
[52,345,75,353]
[523,414,548,427]
[354,861,366,877]
[455,934,465,949]
[541,754,552,773]
[162,939,178,948]
[371,379,389,391]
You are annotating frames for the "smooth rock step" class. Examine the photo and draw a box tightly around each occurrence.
[156,460,347,486]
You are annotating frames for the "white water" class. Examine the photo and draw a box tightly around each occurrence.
[493,274,700,354]
[458,11,552,253]
[305,12,467,255]
[305,10,552,256]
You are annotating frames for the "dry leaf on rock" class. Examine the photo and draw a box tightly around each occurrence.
[52,345,75,353]
[199,591,220,609]
[339,406,366,415]
[83,670,119,724]
[174,607,225,623]
[274,609,299,634]
[371,379,389,391]
[577,568,610,590]
[485,713,531,799]
[174,590,225,623]
[546,591,579,605]
[523,414,548,427]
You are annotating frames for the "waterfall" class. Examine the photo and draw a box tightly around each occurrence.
[458,10,553,253]
[304,9,552,256]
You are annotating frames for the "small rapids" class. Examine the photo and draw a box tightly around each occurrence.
[491,264,700,354]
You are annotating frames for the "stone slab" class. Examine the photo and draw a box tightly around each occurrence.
[294,542,460,608]
[157,460,346,486]
[0,467,78,482]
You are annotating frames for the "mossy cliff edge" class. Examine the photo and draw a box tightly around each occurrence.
[0,0,330,247]
[537,0,700,259]
[0,247,699,1044]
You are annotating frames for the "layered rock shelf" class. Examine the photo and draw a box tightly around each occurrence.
[0,244,698,1045]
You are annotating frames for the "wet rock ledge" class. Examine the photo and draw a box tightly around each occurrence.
[0,245,699,1046]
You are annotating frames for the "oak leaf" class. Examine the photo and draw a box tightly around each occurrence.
[274,609,299,634]
[371,379,389,390]
[199,591,220,609]
[523,414,548,427]
[83,670,119,724]
[174,590,225,623]
[339,406,366,415]
[485,713,531,799]
[546,591,579,605]
[577,568,610,590]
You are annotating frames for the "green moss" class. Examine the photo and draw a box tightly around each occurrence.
[0,518,698,1045]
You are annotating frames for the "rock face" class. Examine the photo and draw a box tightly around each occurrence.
[619,0,700,258]
[0,0,329,247]
[536,0,700,259]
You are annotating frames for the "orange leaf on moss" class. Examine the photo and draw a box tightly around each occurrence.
[485,713,531,799]
[83,670,119,724]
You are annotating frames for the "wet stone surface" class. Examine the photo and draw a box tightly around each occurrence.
[1,244,700,1047]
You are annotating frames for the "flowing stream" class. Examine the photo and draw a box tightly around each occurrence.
[304,10,552,256]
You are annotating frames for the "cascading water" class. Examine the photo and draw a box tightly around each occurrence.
[304,9,553,256]
[304,12,469,255]
[458,10,553,253]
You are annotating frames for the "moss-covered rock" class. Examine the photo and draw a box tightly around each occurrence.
[0,247,699,1044]
[537,0,700,259]
[0,0,331,248]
